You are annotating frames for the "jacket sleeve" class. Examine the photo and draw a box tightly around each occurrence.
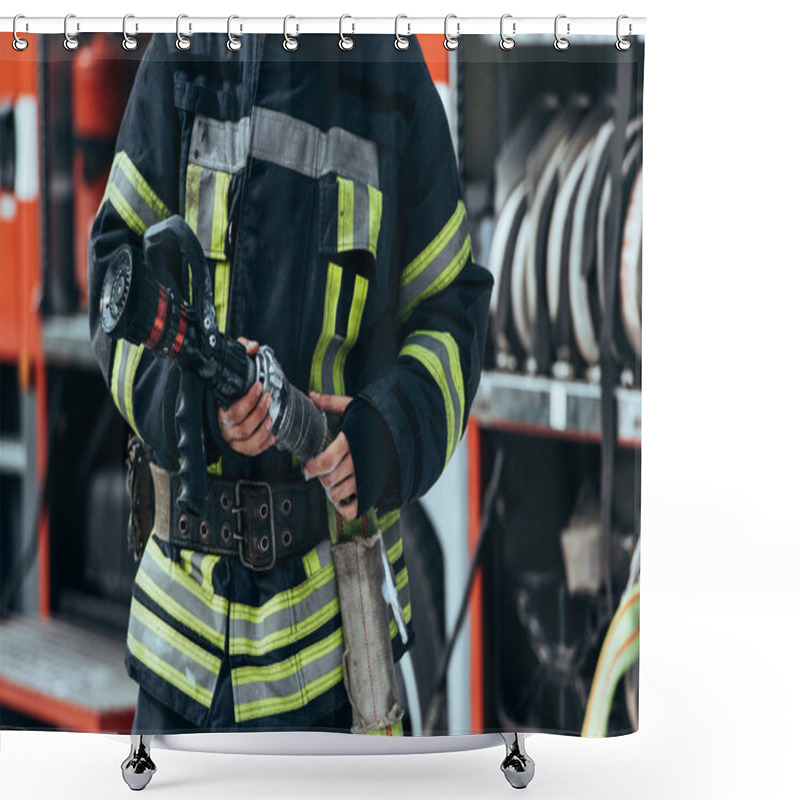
[88,35,183,467]
[341,79,493,512]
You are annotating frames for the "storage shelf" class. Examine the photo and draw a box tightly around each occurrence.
[471,371,641,446]
[0,615,136,731]
[41,314,97,370]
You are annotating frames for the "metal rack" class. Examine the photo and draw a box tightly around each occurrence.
[472,371,641,447]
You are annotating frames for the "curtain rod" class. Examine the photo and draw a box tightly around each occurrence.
[1,16,646,37]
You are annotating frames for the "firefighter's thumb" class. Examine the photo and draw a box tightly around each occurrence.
[309,391,352,416]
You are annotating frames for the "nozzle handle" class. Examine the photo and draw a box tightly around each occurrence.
[175,370,207,516]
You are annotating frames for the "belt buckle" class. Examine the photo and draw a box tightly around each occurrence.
[232,480,276,571]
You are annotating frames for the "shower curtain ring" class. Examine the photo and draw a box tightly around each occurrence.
[122,15,138,51]
[395,15,410,50]
[284,16,299,51]
[176,14,191,50]
[12,15,28,51]
[616,15,632,51]
[554,14,570,51]
[64,13,79,51]
[500,14,516,50]
[339,15,355,50]
[444,14,460,50]
[227,16,242,51]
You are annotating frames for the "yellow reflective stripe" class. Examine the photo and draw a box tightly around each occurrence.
[379,509,401,532]
[231,563,336,624]
[214,261,231,335]
[428,331,465,453]
[200,553,219,595]
[207,459,222,476]
[326,502,380,544]
[332,273,369,396]
[107,183,146,235]
[184,163,202,234]
[400,330,465,464]
[146,538,229,616]
[233,629,343,686]
[302,547,322,578]
[309,263,343,394]
[368,184,383,257]
[398,201,471,326]
[394,565,408,593]
[386,534,403,564]
[401,201,466,286]
[230,597,341,657]
[211,170,231,259]
[135,568,226,650]
[235,664,344,722]
[337,177,355,252]
[110,340,125,416]
[130,597,221,674]
[414,331,464,459]
[110,340,144,439]
[102,152,171,233]
[389,602,412,640]
[398,234,471,327]
[403,342,455,460]
[123,344,144,440]
[366,721,404,736]
[127,630,214,708]
[116,151,171,222]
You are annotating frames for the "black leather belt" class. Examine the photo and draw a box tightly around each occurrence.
[150,464,330,571]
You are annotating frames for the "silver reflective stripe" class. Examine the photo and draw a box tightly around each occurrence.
[320,334,345,395]
[251,107,380,188]
[114,340,131,425]
[229,565,340,655]
[107,157,165,234]
[398,211,471,320]
[189,114,250,173]
[111,339,145,440]
[352,180,371,250]
[401,331,464,464]
[195,168,216,255]
[135,537,228,649]
[128,597,220,706]
[232,629,344,707]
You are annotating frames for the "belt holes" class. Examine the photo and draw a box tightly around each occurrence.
[258,502,269,519]
[281,528,293,547]
[281,498,292,516]
[221,523,232,543]
[199,520,211,540]
[220,492,232,511]
[259,535,270,552]
[178,515,190,536]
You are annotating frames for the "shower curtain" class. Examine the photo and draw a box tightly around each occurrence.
[0,23,644,754]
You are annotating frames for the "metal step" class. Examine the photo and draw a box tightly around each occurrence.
[0,615,136,731]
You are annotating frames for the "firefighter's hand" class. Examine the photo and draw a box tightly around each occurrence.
[217,338,276,456]
[304,392,358,521]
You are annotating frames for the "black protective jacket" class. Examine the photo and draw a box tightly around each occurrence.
[88,33,492,729]
[89,32,491,519]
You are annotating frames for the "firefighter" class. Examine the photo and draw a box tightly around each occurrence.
[88,33,491,743]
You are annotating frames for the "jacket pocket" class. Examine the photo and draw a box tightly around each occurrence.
[183,112,250,260]
[184,162,232,261]
[319,173,383,263]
